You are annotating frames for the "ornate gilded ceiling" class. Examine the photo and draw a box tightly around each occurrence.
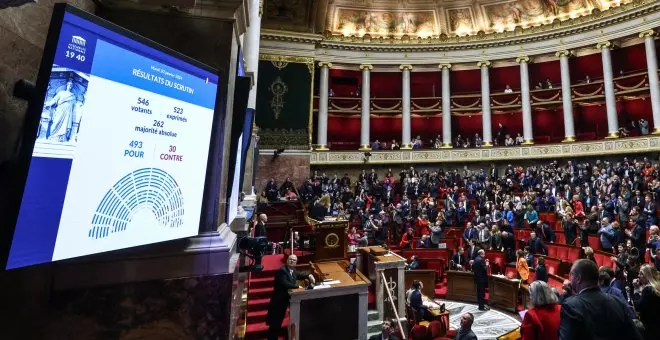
[262,0,636,37]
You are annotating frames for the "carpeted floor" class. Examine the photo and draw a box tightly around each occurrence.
[245,254,287,340]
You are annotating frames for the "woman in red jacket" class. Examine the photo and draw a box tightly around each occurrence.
[521,280,561,340]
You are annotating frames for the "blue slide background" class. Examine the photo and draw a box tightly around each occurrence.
[7,158,72,269]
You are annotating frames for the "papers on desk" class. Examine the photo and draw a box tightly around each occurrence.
[313,280,341,289]
[519,310,528,320]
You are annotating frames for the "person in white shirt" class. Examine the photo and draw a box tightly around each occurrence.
[504,84,513,93]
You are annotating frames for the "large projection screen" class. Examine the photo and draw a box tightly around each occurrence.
[3,5,220,269]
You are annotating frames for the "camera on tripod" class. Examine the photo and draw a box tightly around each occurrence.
[238,236,274,272]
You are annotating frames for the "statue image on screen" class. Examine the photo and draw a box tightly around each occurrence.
[39,66,88,145]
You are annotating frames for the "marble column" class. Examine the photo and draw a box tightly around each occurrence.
[556,50,576,142]
[359,64,373,150]
[440,64,453,148]
[244,0,262,110]
[316,62,332,150]
[400,64,413,149]
[516,56,534,145]
[598,41,619,138]
[478,61,493,147]
[640,30,660,134]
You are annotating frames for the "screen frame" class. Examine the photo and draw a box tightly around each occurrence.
[0,4,224,270]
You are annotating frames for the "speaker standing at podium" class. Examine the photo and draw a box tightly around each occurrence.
[267,255,315,340]
[472,249,490,311]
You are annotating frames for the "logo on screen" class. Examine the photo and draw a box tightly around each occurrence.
[71,36,86,47]
[67,35,87,54]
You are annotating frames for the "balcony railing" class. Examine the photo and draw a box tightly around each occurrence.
[314,71,652,115]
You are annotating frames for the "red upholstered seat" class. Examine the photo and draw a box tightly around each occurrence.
[544,257,561,275]
[556,233,566,245]
[411,325,431,340]
[545,214,557,224]
[428,320,447,339]
[567,247,581,262]
[548,245,558,258]
[555,246,568,262]
[588,235,601,250]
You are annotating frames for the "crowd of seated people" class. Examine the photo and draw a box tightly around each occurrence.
[299,156,660,269]
[298,156,660,339]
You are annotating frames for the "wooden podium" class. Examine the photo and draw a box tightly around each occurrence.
[289,260,370,340]
[305,217,348,262]
[445,271,520,313]
[356,246,407,322]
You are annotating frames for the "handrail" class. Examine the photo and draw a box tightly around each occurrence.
[380,271,407,340]
[289,322,296,340]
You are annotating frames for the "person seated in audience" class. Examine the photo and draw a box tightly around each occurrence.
[283,188,297,201]
[521,281,561,340]
[517,249,530,284]
[329,88,335,97]
[412,136,423,149]
[264,178,279,202]
[545,77,553,89]
[456,312,477,340]
[408,280,427,322]
[371,139,381,150]
[535,81,544,89]
[535,256,549,283]
[504,84,513,93]
[408,255,420,270]
[633,264,660,340]
[639,118,649,135]
[467,133,484,148]
[369,319,400,340]
[583,246,596,264]
[390,139,400,150]
[584,74,591,84]
[559,259,641,340]
[417,234,431,248]
[515,133,524,145]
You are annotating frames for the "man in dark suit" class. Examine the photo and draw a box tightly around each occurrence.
[558,259,641,340]
[451,246,468,270]
[472,249,490,311]
[455,312,478,340]
[466,240,481,260]
[368,319,400,340]
[267,255,315,340]
[254,213,267,238]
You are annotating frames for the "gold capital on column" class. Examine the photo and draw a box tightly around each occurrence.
[555,50,573,58]
[516,56,531,64]
[359,64,374,70]
[318,61,333,68]
[639,30,657,38]
[477,61,491,68]
[438,64,452,69]
[399,64,413,71]
[596,41,615,50]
